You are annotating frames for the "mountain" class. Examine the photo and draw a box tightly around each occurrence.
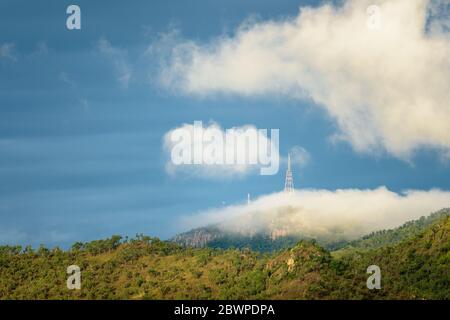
[172,226,303,252]
[0,212,448,299]
[172,208,450,252]
[171,226,225,248]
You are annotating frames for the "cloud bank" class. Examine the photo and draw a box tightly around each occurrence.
[180,187,450,242]
[158,0,450,160]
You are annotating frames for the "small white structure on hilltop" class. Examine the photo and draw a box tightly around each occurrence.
[284,153,294,194]
[247,193,251,205]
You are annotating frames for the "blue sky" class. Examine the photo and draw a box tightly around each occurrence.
[0,0,449,248]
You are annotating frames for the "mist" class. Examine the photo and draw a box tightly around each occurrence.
[179,187,450,242]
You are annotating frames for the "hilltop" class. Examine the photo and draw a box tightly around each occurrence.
[172,208,450,252]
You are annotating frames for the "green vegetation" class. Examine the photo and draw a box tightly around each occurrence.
[208,234,300,252]
[0,214,448,300]
[333,208,450,253]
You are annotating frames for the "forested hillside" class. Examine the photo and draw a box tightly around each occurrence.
[0,214,448,300]
[333,208,450,252]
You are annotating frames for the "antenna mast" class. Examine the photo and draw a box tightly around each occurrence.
[284,153,294,194]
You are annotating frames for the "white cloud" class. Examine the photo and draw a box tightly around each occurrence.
[59,71,76,87]
[179,187,450,242]
[288,145,310,168]
[0,43,17,62]
[97,38,132,88]
[163,121,282,179]
[32,41,49,56]
[158,0,450,160]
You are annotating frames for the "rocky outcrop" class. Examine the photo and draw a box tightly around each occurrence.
[171,227,224,248]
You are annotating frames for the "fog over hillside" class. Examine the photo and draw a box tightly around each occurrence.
[178,187,450,242]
